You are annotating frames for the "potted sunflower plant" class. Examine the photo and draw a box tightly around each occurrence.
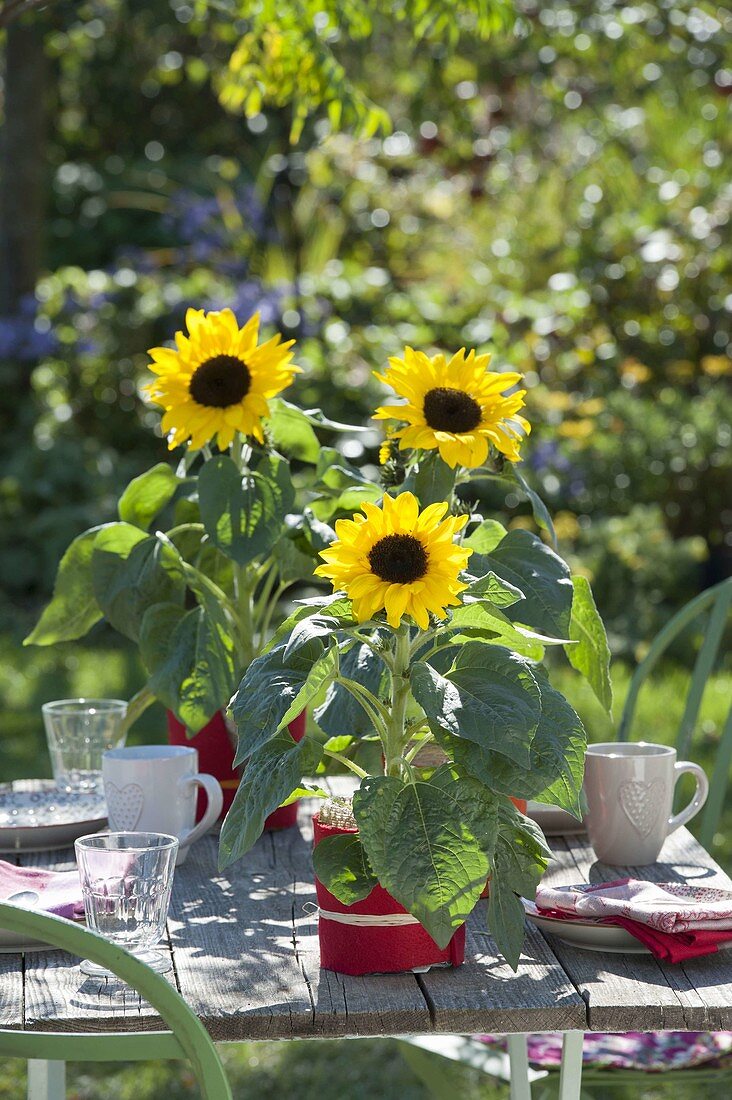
[218,353,611,974]
[25,307,352,826]
[374,344,612,715]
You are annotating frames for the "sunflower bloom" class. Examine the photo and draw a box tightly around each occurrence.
[315,491,472,630]
[374,347,530,468]
[145,308,300,450]
[378,430,397,465]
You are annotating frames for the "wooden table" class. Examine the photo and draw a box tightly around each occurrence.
[2,779,732,1045]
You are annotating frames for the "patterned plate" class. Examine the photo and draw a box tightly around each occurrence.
[0,780,107,853]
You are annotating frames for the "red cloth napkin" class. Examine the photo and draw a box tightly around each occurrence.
[610,917,732,963]
[536,905,732,962]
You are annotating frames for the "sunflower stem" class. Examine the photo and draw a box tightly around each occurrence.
[350,630,395,672]
[236,565,256,667]
[321,748,369,780]
[121,685,156,736]
[257,580,289,648]
[404,732,435,764]
[384,623,411,779]
[334,676,389,736]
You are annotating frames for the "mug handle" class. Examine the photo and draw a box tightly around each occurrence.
[668,761,709,833]
[179,774,224,849]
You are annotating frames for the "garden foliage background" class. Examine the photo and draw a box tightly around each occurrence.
[0,2,731,1096]
[2,0,730,810]
[1,0,730,802]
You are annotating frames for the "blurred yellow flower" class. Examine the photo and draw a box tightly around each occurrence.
[558,419,594,441]
[620,358,652,384]
[576,398,605,416]
[701,355,732,378]
[554,511,581,542]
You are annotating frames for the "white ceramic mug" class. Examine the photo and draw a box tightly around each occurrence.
[102,745,223,865]
[584,741,709,866]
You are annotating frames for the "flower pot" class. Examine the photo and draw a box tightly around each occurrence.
[166,709,306,828]
[312,814,466,976]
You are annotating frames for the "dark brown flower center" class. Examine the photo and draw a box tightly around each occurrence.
[188,355,250,408]
[368,533,428,585]
[423,386,482,433]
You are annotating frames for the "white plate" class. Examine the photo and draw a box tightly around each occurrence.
[0,780,107,852]
[526,801,586,836]
[523,898,732,955]
[523,899,648,953]
[0,917,86,954]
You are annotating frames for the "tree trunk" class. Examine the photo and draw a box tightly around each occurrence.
[0,16,47,317]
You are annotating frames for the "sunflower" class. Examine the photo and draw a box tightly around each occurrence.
[314,491,472,629]
[374,346,530,468]
[145,308,299,450]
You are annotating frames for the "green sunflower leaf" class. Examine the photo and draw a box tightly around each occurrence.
[219,731,323,868]
[411,642,542,767]
[230,638,329,761]
[118,463,184,531]
[312,833,378,905]
[91,525,185,643]
[354,773,492,950]
[24,526,105,646]
[566,575,613,714]
[478,529,573,638]
[198,452,294,566]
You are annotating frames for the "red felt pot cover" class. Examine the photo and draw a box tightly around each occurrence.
[167,708,306,828]
[313,815,466,976]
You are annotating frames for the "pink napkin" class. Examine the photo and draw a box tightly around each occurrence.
[0,859,84,920]
[536,878,732,932]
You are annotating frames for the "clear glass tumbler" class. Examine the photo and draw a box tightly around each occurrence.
[75,832,179,976]
[42,698,127,793]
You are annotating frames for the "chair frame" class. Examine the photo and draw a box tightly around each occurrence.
[0,902,232,1100]
[617,576,732,848]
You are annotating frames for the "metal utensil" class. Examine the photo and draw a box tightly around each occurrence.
[6,889,39,907]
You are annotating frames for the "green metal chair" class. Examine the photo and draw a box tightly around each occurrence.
[0,902,232,1100]
[618,575,732,848]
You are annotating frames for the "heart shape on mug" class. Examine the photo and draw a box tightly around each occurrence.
[105,781,145,831]
[618,778,666,838]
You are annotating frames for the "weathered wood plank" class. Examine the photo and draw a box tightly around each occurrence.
[20,847,171,1033]
[276,801,432,1038]
[542,831,732,1032]
[167,826,317,1041]
[418,901,587,1034]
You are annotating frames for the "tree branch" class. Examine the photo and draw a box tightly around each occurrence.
[0,0,55,30]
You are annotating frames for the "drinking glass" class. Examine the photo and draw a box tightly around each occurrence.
[75,832,179,976]
[42,698,127,793]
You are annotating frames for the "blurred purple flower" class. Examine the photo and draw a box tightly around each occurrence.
[0,312,58,361]
[201,280,289,326]
[528,439,568,472]
[162,185,268,263]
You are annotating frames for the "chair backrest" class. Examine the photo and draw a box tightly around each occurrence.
[0,903,232,1100]
[617,577,732,848]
